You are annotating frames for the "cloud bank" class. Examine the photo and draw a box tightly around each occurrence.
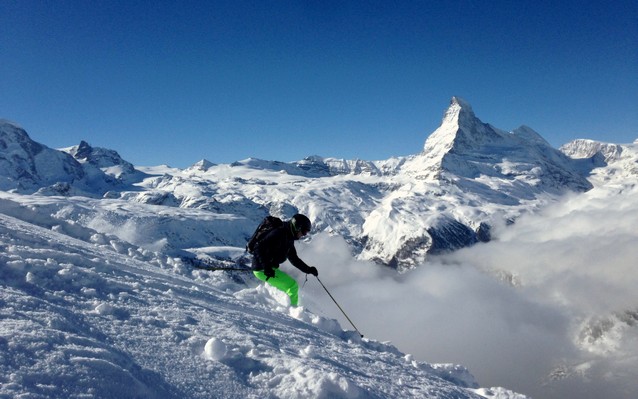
[295,184,638,399]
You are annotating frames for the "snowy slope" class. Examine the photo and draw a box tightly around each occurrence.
[0,194,525,399]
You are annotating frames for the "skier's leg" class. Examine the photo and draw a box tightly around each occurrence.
[253,270,299,306]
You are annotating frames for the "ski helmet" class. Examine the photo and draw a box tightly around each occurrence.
[290,214,311,235]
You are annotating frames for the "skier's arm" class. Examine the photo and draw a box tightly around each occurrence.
[288,245,317,275]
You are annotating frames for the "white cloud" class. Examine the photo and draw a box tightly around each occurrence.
[296,185,638,399]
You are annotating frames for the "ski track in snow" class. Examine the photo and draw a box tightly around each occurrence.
[0,210,522,399]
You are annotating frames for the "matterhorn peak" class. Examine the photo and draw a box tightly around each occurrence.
[438,96,478,129]
[443,96,475,123]
[422,97,497,155]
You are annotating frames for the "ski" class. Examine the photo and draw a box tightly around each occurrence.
[181,256,252,272]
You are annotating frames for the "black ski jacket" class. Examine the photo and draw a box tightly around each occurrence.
[252,221,312,274]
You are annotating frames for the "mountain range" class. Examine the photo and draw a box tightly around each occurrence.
[1,98,634,271]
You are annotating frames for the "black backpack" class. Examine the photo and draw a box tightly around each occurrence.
[246,216,283,253]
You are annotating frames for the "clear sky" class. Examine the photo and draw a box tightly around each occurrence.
[1,0,636,168]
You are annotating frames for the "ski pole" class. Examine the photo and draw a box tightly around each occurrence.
[315,276,364,338]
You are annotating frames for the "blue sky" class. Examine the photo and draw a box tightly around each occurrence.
[1,0,636,167]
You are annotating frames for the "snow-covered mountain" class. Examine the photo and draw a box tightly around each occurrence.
[560,138,638,188]
[0,120,85,193]
[362,97,593,267]
[403,97,592,193]
[0,120,127,196]
[61,139,145,184]
[0,99,610,270]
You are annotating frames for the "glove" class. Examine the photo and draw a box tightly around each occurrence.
[307,266,318,277]
[264,267,275,280]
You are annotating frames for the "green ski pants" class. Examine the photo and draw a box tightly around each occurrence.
[253,269,299,306]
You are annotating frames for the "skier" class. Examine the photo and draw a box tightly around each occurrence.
[251,214,318,307]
